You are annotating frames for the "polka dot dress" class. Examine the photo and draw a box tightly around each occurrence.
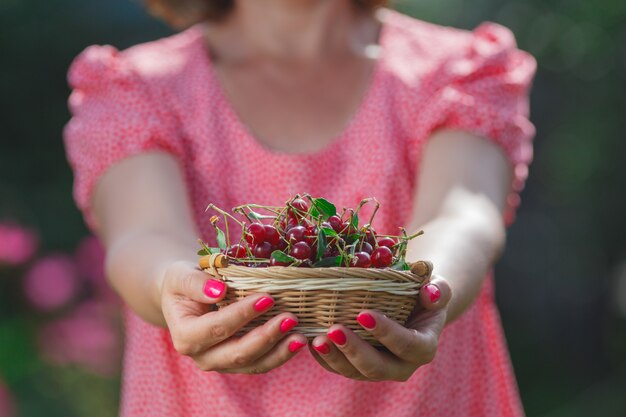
[64,9,536,417]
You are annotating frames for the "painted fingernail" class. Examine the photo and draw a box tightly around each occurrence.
[357,312,376,330]
[288,340,306,353]
[328,329,347,346]
[203,279,226,298]
[253,296,274,312]
[313,342,330,355]
[280,318,298,333]
[424,284,441,303]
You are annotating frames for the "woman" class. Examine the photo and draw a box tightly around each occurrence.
[64,0,536,416]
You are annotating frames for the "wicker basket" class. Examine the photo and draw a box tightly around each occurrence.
[201,254,432,344]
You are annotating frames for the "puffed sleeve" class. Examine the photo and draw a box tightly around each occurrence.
[430,23,537,224]
[63,45,183,230]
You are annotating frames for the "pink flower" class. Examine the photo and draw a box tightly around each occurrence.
[74,235,119,304]
[0,222,38,266]
[38,301,121,376]
[23,254,79,311]
[0,380,16,417]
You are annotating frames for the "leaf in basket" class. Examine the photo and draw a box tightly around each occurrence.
[247,210,264,221]
[312,197,337,219]
[215,228,227,250]
[390,259,410,271]
[271,250,297,264]
[321,227,337,237]
[313,256,343,267]
[316,228,327,262]
[197,248,209,256]
[350,213,359,229]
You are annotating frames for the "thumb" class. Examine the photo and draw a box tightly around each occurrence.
[164,261,228,304]
[418,275,452,311]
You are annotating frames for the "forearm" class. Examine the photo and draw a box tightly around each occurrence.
[104,229,199,327]
[406,188,506,323]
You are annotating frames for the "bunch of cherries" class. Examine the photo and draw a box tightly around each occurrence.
[198,195,422,269]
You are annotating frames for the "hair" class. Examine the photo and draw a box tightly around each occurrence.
[144,0,388,28]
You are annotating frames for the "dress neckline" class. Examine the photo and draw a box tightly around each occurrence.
[192,10,390,159]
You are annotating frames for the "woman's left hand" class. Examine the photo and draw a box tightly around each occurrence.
[309,276,451,382]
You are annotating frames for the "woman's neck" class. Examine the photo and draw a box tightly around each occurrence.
[205,0,376,63]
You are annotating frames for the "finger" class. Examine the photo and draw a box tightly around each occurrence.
[325,325,409,381]
[164,261,228,304]
[221,334,309,375]
[192,312,299,370]
[418,275,452,311]
[356,310,439,364]
[171,293,276,354]
[310,334,366,380]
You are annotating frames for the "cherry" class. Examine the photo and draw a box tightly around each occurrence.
[350,252,372,268]
[341,221,357,235]
[377,237,396,249]
[253,241,273,259]
[371,246,393,268]
[264,225,281,246]
[226,244,247,259]
[245,223,266,245]
[305,224,318,246]
[291,198,309,215]
[286,225,306,243]
[364,228,377,247]
[270,256,290,266]
[358,241,373,255]
[290,241,312,260]
[328,215,343,233]
[320,221,332,230]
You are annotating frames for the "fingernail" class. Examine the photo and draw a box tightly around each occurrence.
[203,279,226,298]
[288,340,306,353]
[424,284,441,303]
[328,329,347,346]
[313,342,330,355]
[280,318,298,333]
[356,312,376,330]
[253,296,274,312]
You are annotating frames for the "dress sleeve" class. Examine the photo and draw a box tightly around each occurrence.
[430,23,537,224]
[63,45,183,230]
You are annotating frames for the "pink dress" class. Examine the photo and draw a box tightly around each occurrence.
[64,10,536,417]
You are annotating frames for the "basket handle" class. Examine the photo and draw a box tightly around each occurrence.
[409,260,433,280]
[199,253,229,278]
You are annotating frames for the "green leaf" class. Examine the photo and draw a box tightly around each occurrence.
[344,233,359,245]
[316,228,327,262]
[197,248,209,256]
[390,259,410,271]
[312,197,336,219]
[215,228,227,250]
[321,227,338,237]
[271,250,297,264]
[313,256,343,267]
[351,213,359,229]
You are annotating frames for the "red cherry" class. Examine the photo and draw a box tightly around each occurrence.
[377,237,396,249]
[286,225,306,243]
[270,256,290,266]
[253,241,273,259]
[245,223,266,245]
[364,228,377,247]
[290,241,312,260]
[226,244,247,259]
[358,241,373,255]
[264,225,281,246]
[350,252,372,268]
[291,198,309,215]
[328,215,343,233]
[305,225,318,246]
[371,246,393,268]
[341,221,357,236]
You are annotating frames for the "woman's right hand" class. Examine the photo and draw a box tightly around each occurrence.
[159,261,308,374]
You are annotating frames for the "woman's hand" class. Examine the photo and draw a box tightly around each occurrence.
[160,261,308,374]
[309,276,451,381]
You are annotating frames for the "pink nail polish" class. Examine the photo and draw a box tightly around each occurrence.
[280,318,297,333]
[288,340,306,353]
[313,342,330,355]
[424,284,441,303]
[328,329,347,346]
[203,279,226,298]
[253,296,274,312]
[357,312,376,330]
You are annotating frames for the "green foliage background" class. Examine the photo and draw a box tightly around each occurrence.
[1,0,625,415]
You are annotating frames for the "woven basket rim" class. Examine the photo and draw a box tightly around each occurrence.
[204,264,429,285]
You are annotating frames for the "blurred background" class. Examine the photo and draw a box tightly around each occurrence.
[1,0,625,416]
